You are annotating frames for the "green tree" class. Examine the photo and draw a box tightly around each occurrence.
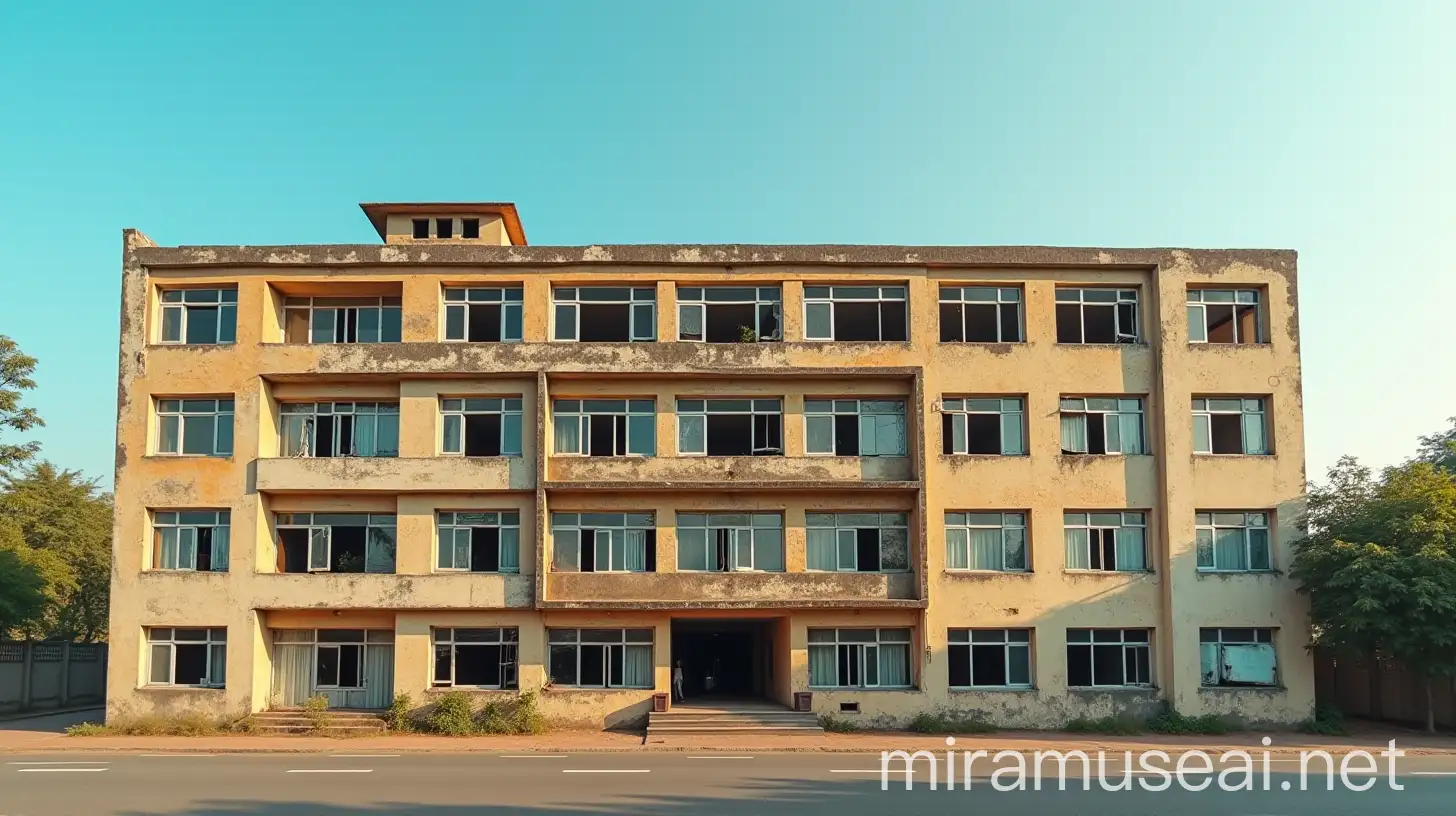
[0,517,52,637]
[1291,457,1456,732]
[0,336,43,471]
[1417,417,1456,473]
[0,464,112,641]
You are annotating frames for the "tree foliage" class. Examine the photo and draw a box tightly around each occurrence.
[0,335,43,472]
[1417,416,1456,474]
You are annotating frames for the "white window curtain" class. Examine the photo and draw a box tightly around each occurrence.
[159,527,179,569]
[808,645,837,686]
[211,526,230,571]
[679,304,703,339]
[807,529,836,570]
[1060,415,1087,453]
[968,528,1003,571]
[622,644,653,688]
[499,528,520,573]
[805,415,835,454]
[625,529,647,572]
[553,416,581,454]
[1119,413,1143,454]
[178,527,197,569]
[354,414,378,456]
[877,644,909,687]
[1215,528,1247,570]
[1115,527,1145,571]
[945,528,969,570]
[442,414,462,453]
[1065,527,1090,569]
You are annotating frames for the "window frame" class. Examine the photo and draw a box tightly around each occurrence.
[282,296,402,344]
[803,398,908,457]
[944,511,1028,572]
[549,512,656,573]
[552,399,656,457]
[677,286,782,342]
[274,513,398,574]
[1187,288,1262,344]
[805,512,911,573]
[1058,397,1145,455]
[1195,511,1273,572]
[1063,511,1148,572]
[146,627,227,689]
[938,286,1023,343]
[152,510,231,572]
[675,398,784,456]
[941,397,1026,455]
[1192,398,1270,455]
[1054,287,1139,344]
[442,286,524,343]
[674,512,785,572]
[1199,627,1278,687]
[279,401,400,458]
[551,286,656,343]
[947,628,1033,689]
[1066,628,1153,689]
[807,628,914,689]
[156,398,234,457]
[432,627,519,689]
[802,285,909,342]
[436,511,522,573]
[546,628,655,689]
[440,397,524,457]
[158,288,238,346]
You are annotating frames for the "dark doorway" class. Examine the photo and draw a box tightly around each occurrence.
[671,619,769,699]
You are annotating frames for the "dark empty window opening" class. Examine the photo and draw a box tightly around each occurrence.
[441,398,524,457]
[437,512,522,573]
[941,398,1026,456]
[678,287,782,342]
[1055,288,1138,344]
[276,513,396,574]
[436,218,454,239]
[839,702,860,713]
[803,286,908,341]
[283,297,403,344]
[553,287,656,342]
[443,287,524,343]
[939,287,1022,342]
[948,629,1032,688]
[461,218,481,239]
[675,399,783,456]
[553,400,656,456]
[433,628,519,688]
[1188,289,1260,344]
[1066,629,1151,688]
[412,218,430,239]
[1192,398,1269,455]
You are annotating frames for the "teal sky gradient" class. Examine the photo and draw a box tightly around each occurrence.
[0,1,1452,484]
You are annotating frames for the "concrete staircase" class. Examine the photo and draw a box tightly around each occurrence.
[646,699,823,739]
[252,708,389,735]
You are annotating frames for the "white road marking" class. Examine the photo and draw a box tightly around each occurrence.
[562,769,650,774]
[330,754,400,758]
[286,769,373,774]
[1412,771,1456,776]
[687,755,754,759]
[8,761,110,765]
[830,769,884,774]
[17,768,109,773]
[501,754,568,758]
[139,753,217,757]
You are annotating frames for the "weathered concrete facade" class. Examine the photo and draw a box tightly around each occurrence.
[108,203,1312,729]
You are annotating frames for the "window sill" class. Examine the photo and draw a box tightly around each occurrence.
[425,686,518,694]
[142,569,230,576]
[1068,686,1159,694]
[942,570,1032,577]
[139,685,225,692]
[432,570,522,576]
[1054,342,1147,348]
[949,686,1036,694]
[802,454,910,460]
[150,342,237,349]
[143,454,234,461]
[1063,570,1154,576]
[1196,569,1278,576]
[1198,685,1285,693]
[809,687,918,693]
[542,686,655,693]
[940,453,1028,460]
[1056,453,1150,459]
[1188,342,1272,348]
[1192,453,1275,459]
[937,341,1026,346]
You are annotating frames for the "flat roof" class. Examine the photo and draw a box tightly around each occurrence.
[358,202,527,245]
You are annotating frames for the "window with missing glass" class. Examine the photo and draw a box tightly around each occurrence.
[275,513,397,574]
[803,286,908,341]
[675,399,782,456]
[1192,398,1269,455]
[159,288,237,345]
[553,399,655,456]
[443,287,524,343]
[939,287,1022,342]
[437,512,521,573]
[147,627,226,688]
[941,398,1025,455]
[948,628,1032,688]
[805,512,909,572]
[1059,397,1144,455]
[1188,289,1261,344]
[808,628,912,688]
[433,628,518,689]
[441,398,523,457]
[804,399,907,456]
[153,510,230,572]
[550,512,656,573]
[945,512,1027,572]
[1055,288,1138,344]
[547,628,654,688]
[678,287,781,342]
[675,512,785,572]
[1064,511,1147,572]
[156,398,234,457]
[283,296,402,344]
[1200,628,1277,687]
[1195,512,1272,572]
[552,287,655,342]
[1067,629,1151,688]
[280,402,399,458]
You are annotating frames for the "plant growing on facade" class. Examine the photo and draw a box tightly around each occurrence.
[737,325,757,343]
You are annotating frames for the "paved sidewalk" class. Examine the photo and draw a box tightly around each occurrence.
[9,724,1456,755]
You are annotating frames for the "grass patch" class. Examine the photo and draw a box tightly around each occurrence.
[818,714,860,733]
[427,691,476,736]
[1063,714,1143,736]
[66,712,255,737]
[64,721,108,736]
[1298,705,1350,736]
[302,695,332,732]
[908,710,998,734]
[1145,708,1233,735]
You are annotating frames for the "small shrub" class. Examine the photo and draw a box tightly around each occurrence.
[69,713,241,737]
[512,690,548,735]
[737,325,757,343]
[428,691,477,736]
[908,710,997,735]
[476,691,549,735]
[1146,708,1232,735]
[819,714,860,733]
[169,712,222,736]
[1063,715,1143,736]
[302,695,332,732]
[228,714,259,734]
[387,693,415,733]
[65,722,108,736]
[1299,705,1349,736]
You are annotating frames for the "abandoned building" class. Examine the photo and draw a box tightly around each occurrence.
[108,202,1314,729]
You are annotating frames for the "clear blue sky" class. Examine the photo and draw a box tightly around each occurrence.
[0,1,1451,486]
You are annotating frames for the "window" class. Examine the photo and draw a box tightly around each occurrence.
[939,287,1022,342]
[412,218,430,239]
[676,399,782,456]
[1196,512,1272,572]
[280,402,399,458]
[803,286,908,342]
[436,218,453,239]
[1064,512,1147,572]
[442,398,523,456]
[1200,628,1277,687]
[947,629,1032,688]
[156,398,234,457]
[433,628,518,688]
[147,627,226,688]
[461,218,481,239]
[552,287,655,342]
[547,628,654,688]
[153,510,230,572]
[1192,398,1269,455]
[808,628,912,688]
[311,630,393,689]
[804,399,907,456]
[945,512,1026,572]
[437,511,521,573]
[676,512,784,572]
[1067,629,1151,688]
[1059,397,1144,455]
[283,296,402,344]
[1055,288,1138,343]
[1188,289,1261,344]
[941,398,1025,455]
[678,287,781,342]
[550,513,656,573]
[275,513,396,574]
[806,512,909,572]
[443,287,524,343]
[553,399,655,456]
[159,288,237,345]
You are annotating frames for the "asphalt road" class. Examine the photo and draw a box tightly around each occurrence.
[2,750,1454,815]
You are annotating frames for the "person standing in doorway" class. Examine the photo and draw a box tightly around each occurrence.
[673,660,685,703]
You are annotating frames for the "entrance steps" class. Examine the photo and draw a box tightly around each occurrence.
[252,708,389,735]
[647,700,823,737]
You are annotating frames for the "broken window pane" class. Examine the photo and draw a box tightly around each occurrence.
[1056,288,1138,344]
